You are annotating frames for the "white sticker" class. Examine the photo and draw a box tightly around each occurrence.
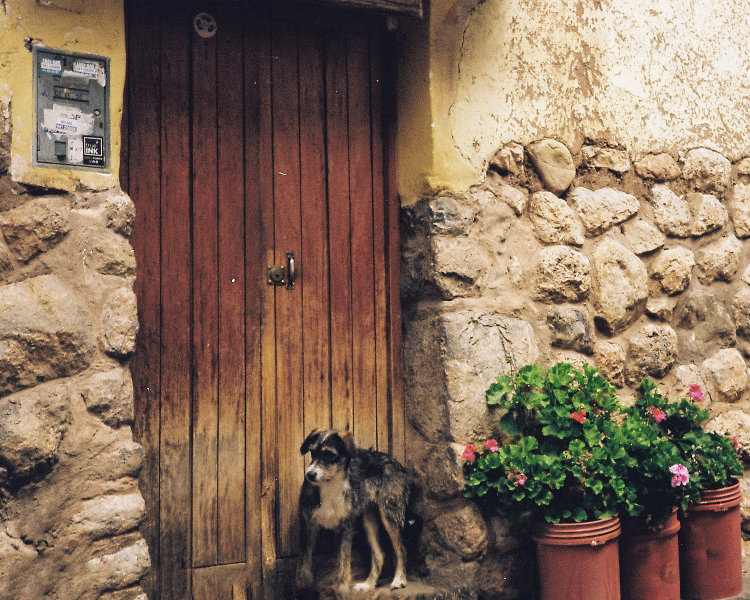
[43,106,94,136]
[40,57,62,75]
[68,137,83,164]
[73,60,99,78]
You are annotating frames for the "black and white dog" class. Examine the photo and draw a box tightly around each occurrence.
[296,429,411,592]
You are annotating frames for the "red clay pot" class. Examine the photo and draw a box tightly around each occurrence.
[679,481,743,600]
[619,509,680,600]
[532,516,621,600]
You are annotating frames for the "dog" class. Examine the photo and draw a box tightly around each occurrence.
[295,429,411,593]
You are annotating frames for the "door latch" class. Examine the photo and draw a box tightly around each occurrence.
[267,252,297,289]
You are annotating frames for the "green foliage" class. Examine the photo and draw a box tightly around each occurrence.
[466,362,633,524]
[463,363,744,526]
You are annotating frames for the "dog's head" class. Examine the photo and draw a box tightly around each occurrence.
[300,429,355,484]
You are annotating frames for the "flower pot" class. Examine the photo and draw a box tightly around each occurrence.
[532,516,621,600]
[679,481,743,600]
[619,509,680,600]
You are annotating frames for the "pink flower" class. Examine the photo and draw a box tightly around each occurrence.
[669,463,690,487]
[570,410,587,424]
[515,473,527,486]
[483,439,499,452]
[730,436,740,452]
[462,443,476,462]
[689,383,705,403]
[649,406,666,423]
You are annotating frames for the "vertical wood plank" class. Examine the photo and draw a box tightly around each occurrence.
[217,11,247,565]
[125,3,162,598]
[298,27,331,437]
[326,31,354,435]
[257,18,279,588]
[368,28,390,455]
[381,29,406,463]
[191,568,218,600]
[191,18,220,569]
[347,32,377,451]
[272,22,305,558]
[245,16,268,599]
[159,8,193,599]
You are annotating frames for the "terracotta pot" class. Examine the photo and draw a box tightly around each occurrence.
[619,509,680,600]
[532,516,621,600]
[679,481,743,600]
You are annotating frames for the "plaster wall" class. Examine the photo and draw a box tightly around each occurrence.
[399,0,750,203]
[0,0,125,191]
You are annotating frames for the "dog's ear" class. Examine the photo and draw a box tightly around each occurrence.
[338,430,356,458]
[300,429,320,455]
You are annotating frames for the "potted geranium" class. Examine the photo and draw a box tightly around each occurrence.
[632,380,743,600]
[616,382,698,600]
[463,362,632,600]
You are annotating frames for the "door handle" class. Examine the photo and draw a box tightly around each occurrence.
[286,252,296,289]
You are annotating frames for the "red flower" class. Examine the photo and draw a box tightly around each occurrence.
[483,439,499,452]
[570,410,587,424]
[689,383,705,403]
[462,443,476,462]
[730,436,740,452]
[515,473,527,486]
[649,406,666,422]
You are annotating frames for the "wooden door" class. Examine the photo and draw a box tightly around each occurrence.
[121,3,403,599]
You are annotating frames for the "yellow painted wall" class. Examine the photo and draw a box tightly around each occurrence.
[0,0,125,192]
[398,0,750,203]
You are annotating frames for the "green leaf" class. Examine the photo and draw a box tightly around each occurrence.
[499,412,524,435]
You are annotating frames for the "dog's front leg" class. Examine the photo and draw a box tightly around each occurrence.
[296,518,320,591]
[336,521,355,591]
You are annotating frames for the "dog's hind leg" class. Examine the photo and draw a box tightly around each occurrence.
[380,506,408,589]
[353,508,385,592]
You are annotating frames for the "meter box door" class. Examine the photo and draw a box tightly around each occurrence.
[33,47,110,170]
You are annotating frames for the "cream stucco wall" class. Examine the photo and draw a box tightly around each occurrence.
[398,0,750,203]
[0,0,125,191]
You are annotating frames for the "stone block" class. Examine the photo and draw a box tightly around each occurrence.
[622,216,666,255]
[105,193,136,237]
[673,289,736,363]
[535,245,591,303]
[427,193,476,235]
[527,139,575,195]
[486,172,528,216]
[529,191,584,245]
[0,275,94,396]
[592,238,648,335]
[87,539,150,591]
[567,187,639,236]
[581,146,631,174]
[84,228,136,277]
[82,368,135,427]
[547,305,595,355]
[683,148,732,195]
[0,196,71,262]
[688,192,727,236]
[594,341,625,387]
[650,246,695,295]
[100,287,139,359]
[696,235,742,283]
[72,494,146,539]
[649,185,691,238]
[701,348,749,403]
[0,381,71,483]
[490,142,525,175]
[433,503,488,561]
[634,153,681,181]
[625,324,678,384]
[706,410,750,462]
[731,180,750,238]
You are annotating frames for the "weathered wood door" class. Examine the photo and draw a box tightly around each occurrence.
[121,4,403,599]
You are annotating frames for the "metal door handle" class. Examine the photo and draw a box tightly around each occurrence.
[286,252,296,289]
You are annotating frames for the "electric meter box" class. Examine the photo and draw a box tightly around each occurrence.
[33,47,110,170]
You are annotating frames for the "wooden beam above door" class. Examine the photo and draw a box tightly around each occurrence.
[299,0,423,18]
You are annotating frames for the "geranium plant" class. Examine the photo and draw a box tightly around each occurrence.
[462,362,633,523]
[630,379,743,505]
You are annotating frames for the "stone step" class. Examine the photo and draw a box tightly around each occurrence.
[310,581,477,600]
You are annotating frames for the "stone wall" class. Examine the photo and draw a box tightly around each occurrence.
[0,104,149,599]
[402,138,750,598]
